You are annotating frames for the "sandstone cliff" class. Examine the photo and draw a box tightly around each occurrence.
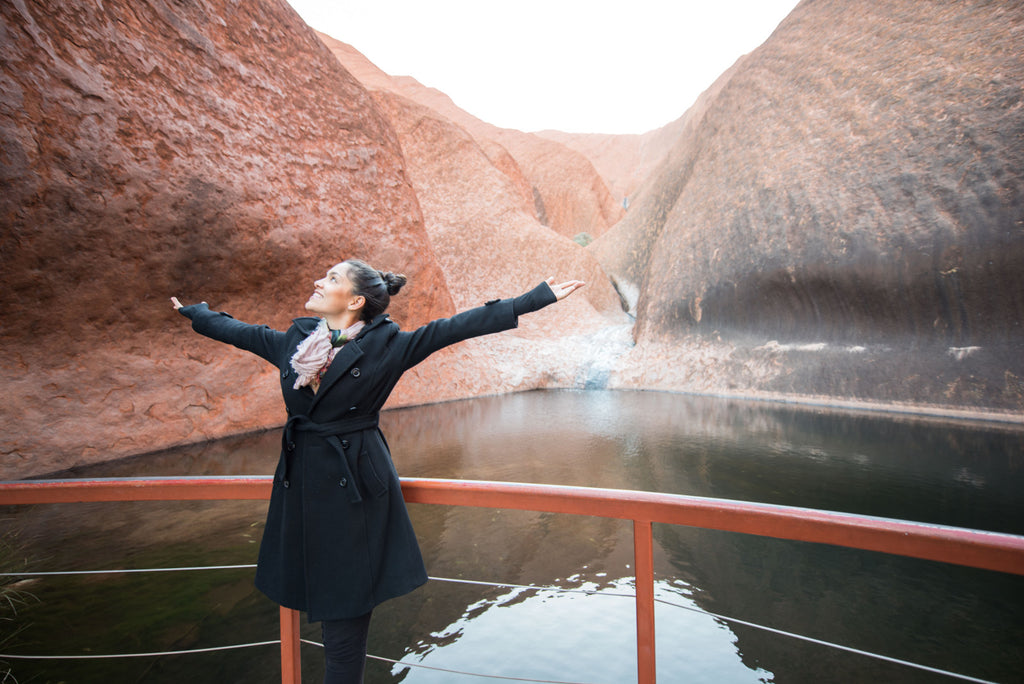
[536,115,690,206]
[595,0,1024,411]
[0,0,618,479]
[5,0,1021,479]
[313,33,629,408]
[314,35,621,307]
[318,33,624,242]
[0,0,455,476]
[371,90,630,407]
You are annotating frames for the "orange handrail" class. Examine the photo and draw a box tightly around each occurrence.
[3,476,1024,684]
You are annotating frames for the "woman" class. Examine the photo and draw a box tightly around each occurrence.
[171,259,584,683]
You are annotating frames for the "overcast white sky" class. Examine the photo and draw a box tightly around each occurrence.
[286,0,800,135]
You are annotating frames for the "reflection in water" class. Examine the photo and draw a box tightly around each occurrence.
[3,390,1023,683]
[389,579,769,683]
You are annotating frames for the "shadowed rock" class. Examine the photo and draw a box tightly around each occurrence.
[594,0,1024,410]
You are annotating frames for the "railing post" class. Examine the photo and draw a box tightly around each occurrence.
[280,606,302,684]
[634,519,656,684]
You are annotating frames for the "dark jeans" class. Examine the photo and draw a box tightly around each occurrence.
[321,611,373,684]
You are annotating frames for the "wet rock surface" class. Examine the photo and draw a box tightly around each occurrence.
[593,0,1024,410]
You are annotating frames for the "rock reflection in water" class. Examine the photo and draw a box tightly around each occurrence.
[3,390,1022,683]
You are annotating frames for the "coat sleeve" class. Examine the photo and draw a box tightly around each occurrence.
[177,302,288,366]
[393,281,557,371]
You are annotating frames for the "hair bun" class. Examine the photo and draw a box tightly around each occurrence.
[380,271,407,296]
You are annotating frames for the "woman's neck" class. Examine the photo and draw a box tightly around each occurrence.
[325,311,362,331]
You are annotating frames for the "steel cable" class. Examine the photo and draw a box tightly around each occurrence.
[0,566,998,683]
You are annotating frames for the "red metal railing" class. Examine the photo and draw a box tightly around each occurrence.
[3,475,1024,683]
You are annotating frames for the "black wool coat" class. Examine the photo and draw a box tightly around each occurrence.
[178,282,556,621]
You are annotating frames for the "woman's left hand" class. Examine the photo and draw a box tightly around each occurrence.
[546,278,586,301]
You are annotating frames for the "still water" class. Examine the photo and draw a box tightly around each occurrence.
[2,390,1023,683]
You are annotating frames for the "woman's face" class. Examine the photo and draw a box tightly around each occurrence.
[305,263,361,317]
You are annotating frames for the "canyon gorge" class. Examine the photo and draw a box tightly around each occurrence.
[1,0,1021,478]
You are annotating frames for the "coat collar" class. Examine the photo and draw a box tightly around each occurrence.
[304,314,397,411]
[292,316,320,336]
[357,313,396,337]
[292,313,394,339]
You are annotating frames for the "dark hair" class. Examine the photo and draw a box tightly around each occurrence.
[343,259,407,321]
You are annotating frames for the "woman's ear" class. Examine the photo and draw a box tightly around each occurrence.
[348,295,366,312]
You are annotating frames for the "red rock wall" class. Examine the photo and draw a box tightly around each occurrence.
[14,0,1016,477]
[1,3,631,479]
[314,35,629,409]
[370,91,621,319]
[535,115,691,207]
[318,34,624,242]
[0,0,451,477]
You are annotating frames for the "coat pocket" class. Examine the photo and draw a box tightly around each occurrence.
[358,433,390,498]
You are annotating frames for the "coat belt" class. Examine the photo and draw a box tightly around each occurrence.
[281,413,381,503]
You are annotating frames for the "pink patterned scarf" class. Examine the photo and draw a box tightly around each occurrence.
[289,319,365,390]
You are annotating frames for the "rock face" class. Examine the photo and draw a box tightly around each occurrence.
[0,0,452,477]
[0,1,628,478]
[594,0,1024,410]
[318,35,625,242]
[535,115,691,206]
[1,1,449,337]
[314,34,629,408]
[6,0,1020,479]
[369,91,621,319]
[316,36,621,307]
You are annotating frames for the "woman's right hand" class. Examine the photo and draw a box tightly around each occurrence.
[170,297,184,310]
[546,278,586,301]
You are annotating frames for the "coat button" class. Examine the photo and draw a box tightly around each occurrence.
[281,369,289,378]
[287,442,295,451]
[339,478,348,487]
[350,367,361,377]
[283,479,290,488]
[348,406,358,412]
[341,439,350,449]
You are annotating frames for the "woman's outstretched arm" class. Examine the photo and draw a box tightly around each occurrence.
[172,296,287,365]
[394,278,586,371]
